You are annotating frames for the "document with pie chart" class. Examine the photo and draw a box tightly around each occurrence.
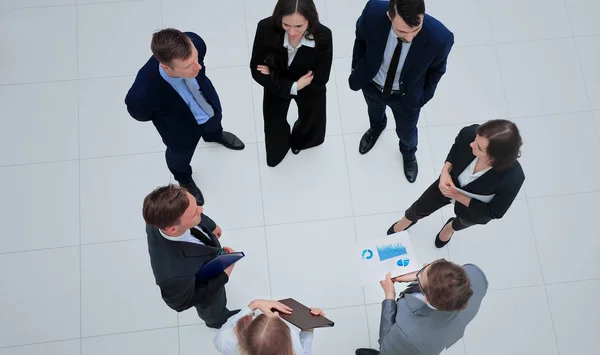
[356,231,421,285]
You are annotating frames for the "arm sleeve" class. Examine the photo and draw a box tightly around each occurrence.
[422,32,454,105]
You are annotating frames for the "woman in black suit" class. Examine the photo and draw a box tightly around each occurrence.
[250,0,333,167]
[388,119,525,247]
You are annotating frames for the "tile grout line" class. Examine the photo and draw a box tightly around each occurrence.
[75,0,83,351]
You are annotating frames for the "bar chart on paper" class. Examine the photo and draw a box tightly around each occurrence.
[355,231,420,285]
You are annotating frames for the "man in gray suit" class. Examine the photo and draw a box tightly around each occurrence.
[143,184,240,328]
[356,259,488,355]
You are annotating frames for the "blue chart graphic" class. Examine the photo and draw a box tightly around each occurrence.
[397,258,410,267]
[362,249,373,260]
[376,243,407,261]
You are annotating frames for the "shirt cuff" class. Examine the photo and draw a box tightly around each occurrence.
[290,81,298,95]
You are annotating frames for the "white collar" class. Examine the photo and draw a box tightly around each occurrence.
[159,226,204,245]
[469,157,492,176]
[283,32,315,50]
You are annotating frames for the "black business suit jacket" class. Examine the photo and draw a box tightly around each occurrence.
[250,17,333,98]
[125,32,222,150]
[146,213,227,312]
[446,125,525,224]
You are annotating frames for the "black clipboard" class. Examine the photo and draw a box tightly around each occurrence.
[195,252,245,280]
[275,298,335,330]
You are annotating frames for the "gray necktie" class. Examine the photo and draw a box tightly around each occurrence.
[184,78,215,118]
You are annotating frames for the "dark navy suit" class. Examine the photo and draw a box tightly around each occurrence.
[125,32,223,183]
[350,0,453,156]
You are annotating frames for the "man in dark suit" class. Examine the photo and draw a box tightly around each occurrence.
[126,28,245,206]
[143,184,240,328]
[349,0,453,182]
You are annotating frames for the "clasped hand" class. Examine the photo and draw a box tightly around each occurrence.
[438,171,457,198]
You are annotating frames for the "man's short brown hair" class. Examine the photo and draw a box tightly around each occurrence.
[151,28,193,65]
[425,260,473,311]
[142,184,189,229]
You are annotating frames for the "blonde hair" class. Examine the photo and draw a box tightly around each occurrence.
[235,314,294,355]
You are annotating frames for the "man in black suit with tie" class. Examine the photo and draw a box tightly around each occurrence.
[349,0,454,182]
[143,184,240,328]
[126,28,245,206]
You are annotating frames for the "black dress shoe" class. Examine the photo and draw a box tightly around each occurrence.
[386,220,417,235]
[435,217,455,248]
[403,156,418,183]
[359,128,383,155]
[217,131,245,150]
[205,309,241,329]
[292,148,301,155]
[355,349,380,355]
[179,179,204,206]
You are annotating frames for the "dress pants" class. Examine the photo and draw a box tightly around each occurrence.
[405,179,478,231]
[362,82,420,158]
[165,116,223,184]
[263,87,326,167]
[194,286,229,325]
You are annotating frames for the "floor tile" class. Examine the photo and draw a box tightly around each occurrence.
[197,66,258,145]
[77,0,161,78]
[266,218,364,309]
[0,340,80,355]
[80,153,170,244]
[565,0,600,36]
[0,247,80,347]
[344,129,436,216]
[189,145,263,230]
[0,6,76,84]
[528,193,600,284]
[178,227,271,326]
[515,112,600,198]
[163,0,248,68]
[575,35,600,111]
[79,76,164,158]
[179,325,220,355]
[0,161,79,253]
[424,46,507,126]
[463,286,559,355]
[259,135,353,225]
[546,279,600,355]
[496,38,589,117]
[487,0,571,42]
[82,328,178,355]
[1,0,73,9]
[81,240,177,337]
[594,111,600,138]
[325,0,369,59]
[0,81,78,166]
[444,200,543,290]
[427,0,493,47]
[312,305,371,355]
[354,212,450,304]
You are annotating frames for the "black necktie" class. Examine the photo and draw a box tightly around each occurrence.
[397,282,420,300]
[382,38,402,99]
[189,227,215,247]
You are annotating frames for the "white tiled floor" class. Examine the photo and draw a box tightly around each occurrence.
[0,0,598,354]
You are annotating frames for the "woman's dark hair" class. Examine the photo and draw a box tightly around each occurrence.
[236,314,294,355]
[388,0,426,28]
[265,0,320,76]
[476,119,523,170]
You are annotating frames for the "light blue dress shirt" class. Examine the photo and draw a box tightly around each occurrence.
[158,64,210,124]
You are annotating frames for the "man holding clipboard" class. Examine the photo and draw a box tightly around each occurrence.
[143,184,243,329]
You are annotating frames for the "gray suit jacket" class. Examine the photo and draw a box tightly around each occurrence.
[379,264,488,355]
[146,213,228,312]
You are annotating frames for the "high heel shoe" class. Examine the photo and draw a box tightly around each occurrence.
[435,218,455,248]
[386,220,417,235]
[292,148,301,155]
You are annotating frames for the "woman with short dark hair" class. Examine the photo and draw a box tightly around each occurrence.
[388,119,525,247]
[250,0,333,167]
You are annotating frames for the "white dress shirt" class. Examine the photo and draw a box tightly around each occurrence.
[283,33,315,96]
[214,307,314,355]
[373,27,412,90]
[457,157,492,188]
[159,226,207,245]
